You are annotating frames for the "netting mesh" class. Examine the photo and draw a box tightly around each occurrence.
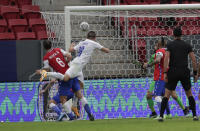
[42,9,200,79]
[42,12,65,48]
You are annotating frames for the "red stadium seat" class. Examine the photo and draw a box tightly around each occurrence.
[16,0,32,7]
[0,0,9,5]
[21,5,41,19]
[16,32,36,40]
[0,19,8,32]
[8,19,28,33]
[36,31,48,40]
[0,32,15,40]
[0,6,20,20]
[29,18,46,32]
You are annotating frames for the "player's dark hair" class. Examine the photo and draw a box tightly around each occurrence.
[43,40,52,50]
[173,27,182,37]
[161,37,165,47]
[87,31,96,39]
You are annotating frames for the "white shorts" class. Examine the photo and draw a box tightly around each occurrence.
[66,62,84,83]
[77,71,84,84]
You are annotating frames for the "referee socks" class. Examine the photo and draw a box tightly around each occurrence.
[160,97,168,118]
[188,96,197,117]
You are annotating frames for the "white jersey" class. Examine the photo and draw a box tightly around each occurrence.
[72,39,103,66]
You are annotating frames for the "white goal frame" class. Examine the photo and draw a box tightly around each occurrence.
[64,4,200,50]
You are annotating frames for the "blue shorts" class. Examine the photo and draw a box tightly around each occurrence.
[72,77,80,92]
[52,91,74,104]
[58,79,74,96]
[58,77,80,96]
[154,80,166,96]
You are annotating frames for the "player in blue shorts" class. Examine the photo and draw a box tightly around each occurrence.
[41,79,78,121]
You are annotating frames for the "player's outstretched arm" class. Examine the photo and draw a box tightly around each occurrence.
[39,79,56,96]
[189,52,198,82]
[101,47,110,53]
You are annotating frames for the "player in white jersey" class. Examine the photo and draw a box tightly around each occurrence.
[40,31,109,83]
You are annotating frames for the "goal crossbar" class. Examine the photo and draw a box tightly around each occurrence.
[65,4,200,11]
[64,4,200,50]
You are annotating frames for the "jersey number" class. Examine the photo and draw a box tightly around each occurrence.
[78,46,85,57]
[56,58,65,67]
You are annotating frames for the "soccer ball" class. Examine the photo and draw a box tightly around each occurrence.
[80,22,89,31]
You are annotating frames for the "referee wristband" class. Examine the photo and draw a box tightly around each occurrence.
[193,70,197,76]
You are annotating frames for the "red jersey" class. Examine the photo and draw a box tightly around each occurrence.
[154,48,166,81]
[43,48,69,74]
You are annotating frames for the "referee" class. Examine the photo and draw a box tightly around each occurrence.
[158,27,198,121]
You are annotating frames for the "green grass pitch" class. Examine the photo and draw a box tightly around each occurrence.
[0,118,199,131]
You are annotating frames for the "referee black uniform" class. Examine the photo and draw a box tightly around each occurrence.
[166,39,192,91]
[159,27,198,121]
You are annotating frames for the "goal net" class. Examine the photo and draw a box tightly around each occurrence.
[41,4,200,120]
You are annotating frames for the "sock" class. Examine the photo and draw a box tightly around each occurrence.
[80,97,91,115]
[166,102,170,115]
[67,113,75,120]
[73,96,79,107]
[160,97,168,118]
[72,106,80,117]
[175,96,185,110]
[47,72,64,80]
[49,103,61,116]
[147,99,155,112]
[188,96,197,116]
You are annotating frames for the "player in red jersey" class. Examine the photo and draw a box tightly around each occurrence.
[144,38,171,117]
[37,40,94,121]
[43,48,71,75]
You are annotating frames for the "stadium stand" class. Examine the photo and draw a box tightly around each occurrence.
[0,32,15,40]
[0,19,8,32]
[0,6,20,20]
[0,0,10,6]
[36,31,48,40]
[29,18,46,32]
[16,32,36,40]
[21,5,41,19]
[0,0,47,40]
[17,0,32,7]
[8,19,28,33]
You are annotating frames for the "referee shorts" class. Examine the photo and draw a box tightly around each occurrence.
[165,67,191,91]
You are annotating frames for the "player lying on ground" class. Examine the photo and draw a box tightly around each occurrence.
[37,40,94,121]
[40,79,80,121]
[158,27,198,122]
[144,38,189,118]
